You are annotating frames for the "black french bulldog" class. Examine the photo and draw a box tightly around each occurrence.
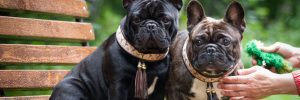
[165,0,245,100]
[50,0,182,100]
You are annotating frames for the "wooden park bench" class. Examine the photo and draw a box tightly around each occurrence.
[0,0,96,99]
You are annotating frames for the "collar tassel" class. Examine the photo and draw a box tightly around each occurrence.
[206,82,219,100]
[135,61,148,100]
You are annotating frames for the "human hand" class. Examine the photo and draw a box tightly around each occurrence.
[218,66,297,100]
[257,42,300,68]
[252,56,276,72]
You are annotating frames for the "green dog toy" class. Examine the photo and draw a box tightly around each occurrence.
[245,40,293,74]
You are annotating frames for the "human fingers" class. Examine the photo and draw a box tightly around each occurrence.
[237,66,259,75]
[261,42,294,58]
[230,97,257,100]
[269,67,276,73]
[252,57,257,66]
[221,75,251,84]
[260,42,281,53]
[218,83,248,91]
[287,57,300,68]
[229,96,244,100]
[221,90,248,97]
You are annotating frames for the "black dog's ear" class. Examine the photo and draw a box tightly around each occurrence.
[224,1,245,33]
[187,0,206,32]
[168,0,183,10]
[123,0,135,10]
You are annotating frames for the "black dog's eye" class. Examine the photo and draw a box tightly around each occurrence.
[162,17,170,24]
[133,17,141,24]
[222,38,231,46]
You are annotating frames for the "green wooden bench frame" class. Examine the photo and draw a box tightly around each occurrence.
[0,0,96,99]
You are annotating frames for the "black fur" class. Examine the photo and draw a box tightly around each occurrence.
[50,0,182,100]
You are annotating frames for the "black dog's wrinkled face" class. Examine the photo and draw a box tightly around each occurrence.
[122,0,182,54]
[186,1,245,77]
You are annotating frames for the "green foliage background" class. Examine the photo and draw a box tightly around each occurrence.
[1,0,300,99]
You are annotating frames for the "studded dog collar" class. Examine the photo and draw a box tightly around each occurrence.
[116,26,169,62]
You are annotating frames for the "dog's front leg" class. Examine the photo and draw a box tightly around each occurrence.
[166,90,190,100]
[166,82,191,100]
[108,81,130,100]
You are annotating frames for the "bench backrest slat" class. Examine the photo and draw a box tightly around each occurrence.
[0,44,96,65]
[0,16,95,42]
[0,70,68,89]
[0,0,95,98]
[0,96,49,100]
[0,0,89,17]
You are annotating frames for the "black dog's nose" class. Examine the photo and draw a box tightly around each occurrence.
[207,47,216,54]
[147,23,157,30]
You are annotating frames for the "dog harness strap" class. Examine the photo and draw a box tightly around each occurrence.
[135,61,148,99]
[116,26,169,62]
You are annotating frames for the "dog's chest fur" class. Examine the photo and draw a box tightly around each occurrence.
[189,79,222,100]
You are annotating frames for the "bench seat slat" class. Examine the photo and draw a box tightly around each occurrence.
[0,44,96,65]
[0,95,49,100]
[0,16,95,42]
[0,0,89,17]
[0,70,68,89]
